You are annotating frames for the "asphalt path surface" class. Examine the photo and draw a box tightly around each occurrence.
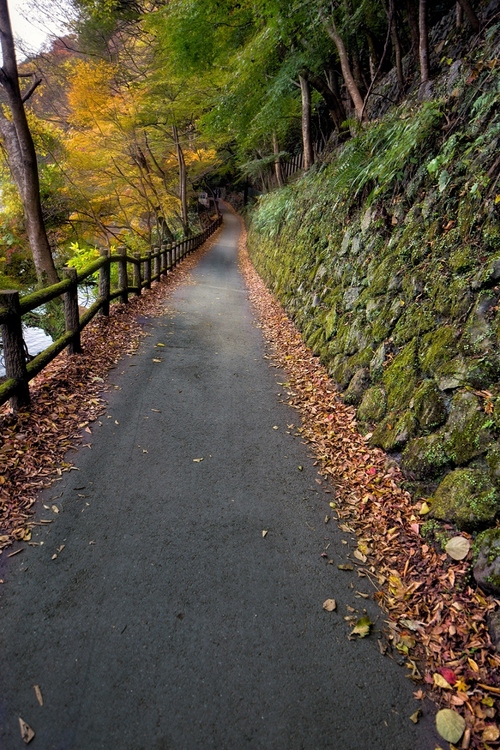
[0,208,438,749]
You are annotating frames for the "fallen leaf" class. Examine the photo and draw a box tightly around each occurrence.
[435,708,466,743]
[409,709,421,724]
[152,358,162,363]
[437,667,457,686]
[51,505,59,514]
[156,343,166,347]
[114,420,119,425]
[193,458,204,463]
[322,598,337,611]
[272,425,279,430]
[482,725,500,742]
[433,673,452,689]
[337,563,354,571]
[353,549,367,563]
[444,536,470,561]
[467,657,479,673]
[351,615,372,638]
[262,530,268,538]
[19,718,35,744]
[33,685,43,706]
[418,501,430,515]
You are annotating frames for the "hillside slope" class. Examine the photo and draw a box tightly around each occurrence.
[247,21,500,587]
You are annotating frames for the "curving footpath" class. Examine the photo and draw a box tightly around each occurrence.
[0,207,439,749]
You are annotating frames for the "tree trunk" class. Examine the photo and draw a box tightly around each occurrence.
[272,132,284,187]
[308,70,346,133]
[0,0,58,286]
[456,2,464,26]
[405,0,420,60]
[456,0,480,31]
[299,74,314,171]
[320,13,366,122]
[418,0,430,84]
[389,0,404,90]
[172,124,188,236]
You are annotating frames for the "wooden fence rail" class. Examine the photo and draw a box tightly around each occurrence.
[0,215,223,412]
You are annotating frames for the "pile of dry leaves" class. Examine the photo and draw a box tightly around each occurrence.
[237,219,500,749]
[0,233,220,557]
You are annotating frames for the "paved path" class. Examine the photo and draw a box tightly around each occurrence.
[0,208,437,749]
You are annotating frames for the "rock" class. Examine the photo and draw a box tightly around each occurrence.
[471,257,500,290]
[486,609,500,652]
[357,385,387,422]
[361,208,372,232]
[370,343,386,380]
[473,528,500,595]
[487,443,500,484]
[382,340,418,411]
[343,286,361,311]
[344,368,371,406]
[412,380,447,431]
[435,357,468,390]
[461,291,497,354]
[401,433,450,479]
[419,326,457,377]
[430,468,500,531]
[442,391,492,465]
[370,411,417,452]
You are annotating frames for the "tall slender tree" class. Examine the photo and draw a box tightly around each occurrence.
[0,0,59,284]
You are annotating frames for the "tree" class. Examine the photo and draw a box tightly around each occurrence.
[0,0,59,285]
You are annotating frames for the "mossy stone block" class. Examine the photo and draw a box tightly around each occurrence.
[487,443,500,485]
[401,433,450,479]
[383,340,419,411]
[430,468,500,531]
[473,528,500,595]
[419,326,457,376]
[370,410,416,452]
[442,391,492,465]
[357,385,387,422]
[344,368,371,406]
[412,380,447,431]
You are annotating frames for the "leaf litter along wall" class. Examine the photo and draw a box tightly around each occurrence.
[247,31,500,589]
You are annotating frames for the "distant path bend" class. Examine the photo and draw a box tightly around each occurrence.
[0,206,437,749]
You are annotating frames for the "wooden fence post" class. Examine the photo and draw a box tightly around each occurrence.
[99,248,110,316]
[0,290,30,410]
[133,252,141,295]
[118,246,128,304]
[144,251,152,289]
[167,243,172,272]
[153,246,160,281]
[62,267,82,354]
[161,243,167,275]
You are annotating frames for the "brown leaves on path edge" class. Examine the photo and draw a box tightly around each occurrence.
[235,214,500,749]
[0,230,221,555]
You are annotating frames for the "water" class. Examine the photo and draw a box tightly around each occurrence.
[0,326,53,378]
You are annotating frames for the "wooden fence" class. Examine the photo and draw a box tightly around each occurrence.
[0,215,223,412]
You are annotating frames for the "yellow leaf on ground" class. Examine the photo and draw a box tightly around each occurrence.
[322,598,337,612]
[433,673,452,689]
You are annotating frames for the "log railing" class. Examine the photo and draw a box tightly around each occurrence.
[0,215,222,411]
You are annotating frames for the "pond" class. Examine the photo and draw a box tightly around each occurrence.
[0,326,54,379]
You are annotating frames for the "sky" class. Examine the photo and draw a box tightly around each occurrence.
[8,0,69,55]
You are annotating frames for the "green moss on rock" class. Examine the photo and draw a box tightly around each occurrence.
[401,433,450,479]
[419,326,457,376]
[370,410,417,452]
[412,380,447,431]
[430,468,500,531]
[383,340,419,411]
[442,391,492,465]
[473,528,500,595]
[357,385,387,422]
